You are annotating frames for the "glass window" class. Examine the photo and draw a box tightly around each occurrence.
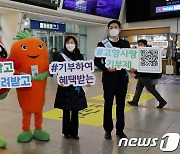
[154,34,168,41]
[54,33,63,51]
[80,35,87,59]
[137,35,153,42]
[66,23,79,33]
[79,26,87,35]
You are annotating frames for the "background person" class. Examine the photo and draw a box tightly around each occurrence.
[50,48,59,77]
[128,39,167,108]
[52,48,59,61]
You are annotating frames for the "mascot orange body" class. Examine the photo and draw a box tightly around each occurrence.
[10,31,50,142]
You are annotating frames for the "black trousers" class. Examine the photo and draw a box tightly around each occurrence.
[62,110,79,136]
[103,80,128,133]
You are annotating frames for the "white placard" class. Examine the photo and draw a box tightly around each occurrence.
[138,47,162,73]
[49,60,96,87]
[0,61,32,88]
[95,47,162,73]
[95,47,138,70]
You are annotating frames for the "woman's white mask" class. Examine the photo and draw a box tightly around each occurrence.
[66,44,76,52]
[109,29,119,37]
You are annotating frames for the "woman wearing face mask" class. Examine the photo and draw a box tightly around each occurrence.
[54,36,87,140]
[94,20,130,140]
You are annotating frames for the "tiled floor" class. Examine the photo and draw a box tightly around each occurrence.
[0,71,180,154]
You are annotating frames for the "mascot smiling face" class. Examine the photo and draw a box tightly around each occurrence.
[10,37,48,74]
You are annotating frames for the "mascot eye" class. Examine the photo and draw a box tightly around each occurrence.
[21,45,27,50]
[0,47,2,52]
[38,44,43,49]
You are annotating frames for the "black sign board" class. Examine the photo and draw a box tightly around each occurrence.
[10,0,60,10]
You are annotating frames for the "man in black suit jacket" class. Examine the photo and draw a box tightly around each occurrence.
[94,20,130,140]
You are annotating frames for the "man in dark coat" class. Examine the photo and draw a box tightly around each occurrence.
[94,20,130,139]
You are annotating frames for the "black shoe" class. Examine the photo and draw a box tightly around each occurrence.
[157,101,167,109]
[116,132,127,139]
[127,101,138,106]
[104,132,111,140]
[64,135,70,139]
[70,135,79,140]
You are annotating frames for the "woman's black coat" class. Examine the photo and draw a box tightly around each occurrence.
[54,49,87,111]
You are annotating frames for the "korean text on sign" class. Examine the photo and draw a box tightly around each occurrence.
[0,75,32,88]
[57,74,96,87]
[0,61,14,74]
[95,47,138,70]
[49,60,94,75]
[95,47,137,59]
[105,59,132,70]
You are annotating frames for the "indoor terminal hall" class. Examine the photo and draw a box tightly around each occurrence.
[0,0,180,154]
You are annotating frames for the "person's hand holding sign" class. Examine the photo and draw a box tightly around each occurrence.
[59,84,64,87]
[107,67,117,72]
[86,83,91,87]
[129,68,137,73]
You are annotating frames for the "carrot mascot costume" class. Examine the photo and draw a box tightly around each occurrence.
[9,31,50,142]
